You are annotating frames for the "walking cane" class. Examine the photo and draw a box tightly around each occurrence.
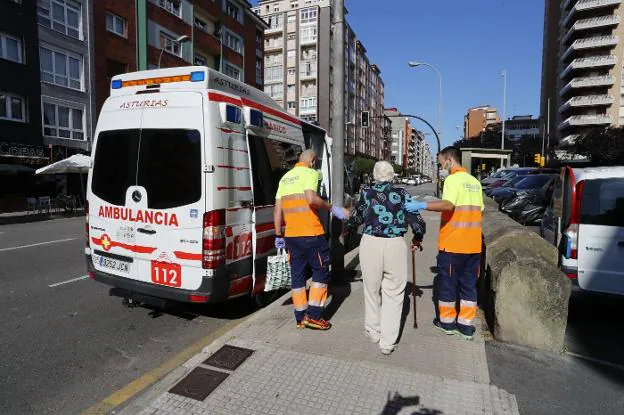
[411,245,420,329]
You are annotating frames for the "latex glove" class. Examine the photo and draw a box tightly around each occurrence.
[275,237,286,249]
[331,205,349,221]
[404,201,428,213]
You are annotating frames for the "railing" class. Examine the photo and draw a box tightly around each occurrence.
[562,0,621,27]
[559,114,612,129]
[559,94,614,111]
[562,35,619,60]
[563,14,620,42]
[561,55,617,78]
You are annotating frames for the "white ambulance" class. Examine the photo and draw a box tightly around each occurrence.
[86,66,333,306]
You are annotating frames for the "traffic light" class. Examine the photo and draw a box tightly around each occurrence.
[481,163,486,171]
[534,153,541,164]
[361,111,369,128]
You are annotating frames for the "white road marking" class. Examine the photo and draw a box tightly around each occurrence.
[48,275,89,288]
[0,237,79,252]
[567,352,624,372]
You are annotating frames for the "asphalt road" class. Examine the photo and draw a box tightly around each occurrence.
[0,217,257,414]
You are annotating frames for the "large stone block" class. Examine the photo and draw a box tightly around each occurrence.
[481,197,571,352]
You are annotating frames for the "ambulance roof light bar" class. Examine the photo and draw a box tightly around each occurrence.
[111,70,205,90]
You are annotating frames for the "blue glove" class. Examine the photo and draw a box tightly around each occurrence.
[275,237,285,249]
[331,205,347,220]
[404,201,428,213]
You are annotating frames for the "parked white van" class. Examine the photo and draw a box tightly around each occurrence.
[86,67,332,306]
[541,166,624,295]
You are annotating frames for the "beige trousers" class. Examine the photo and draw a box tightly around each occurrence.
[359,234,408,350]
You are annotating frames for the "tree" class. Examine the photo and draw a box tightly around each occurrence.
[562,127,624,166]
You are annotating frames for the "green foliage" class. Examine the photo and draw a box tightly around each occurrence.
[352,156,377,174]
[392,163,403,174]
[563,127,624,166]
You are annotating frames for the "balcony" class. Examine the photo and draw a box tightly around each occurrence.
[560,134,581,146]
[562,0,622,27]
[562,35,619,60]
[265,26,284,35]
[558,113,612,129]
[264,42,283,52]
[563,14,621,43]
[559,94,614,111]
[560,54,617,78]
[560,74,615,94]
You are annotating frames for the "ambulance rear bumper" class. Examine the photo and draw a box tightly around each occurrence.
[86,254,231,304]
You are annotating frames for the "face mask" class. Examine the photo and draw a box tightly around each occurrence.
[442,159,452,173]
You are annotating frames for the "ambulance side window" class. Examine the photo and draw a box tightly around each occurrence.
[248,135,302,206]
[92,129,140,206]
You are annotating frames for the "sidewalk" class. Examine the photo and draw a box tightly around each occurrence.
[0,208,84,225]
[118,212,519,415]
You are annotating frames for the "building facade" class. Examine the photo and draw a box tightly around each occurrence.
[385,108,407,167]
[539,0,561,149]
[552,0,624,146]
[253,0,385,159]
[463,105,500,140]
[384,107,433,174]
[93,0,267,115]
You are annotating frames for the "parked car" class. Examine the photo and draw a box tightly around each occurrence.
[487,175,529,200]
[481,168,515,187]
[401,178,409,184]
[500,174,556,218]
[485,169,536,196]
[540,166,624,295]
[407,179,417,186]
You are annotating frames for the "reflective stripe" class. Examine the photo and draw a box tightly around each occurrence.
[457,317,473,326]
[292,287,308,311]
[454,205,482,212]
[308,282,328,307]
[460,299,477,308]
[283,206,312,214]
[458,300,477,325]
[451,221,482,229]
[281,193,306,201]
[438,301,457,323]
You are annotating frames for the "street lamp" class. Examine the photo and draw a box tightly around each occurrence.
[158,35,191,68]
[408,62,443,138]
[501,70,507,168]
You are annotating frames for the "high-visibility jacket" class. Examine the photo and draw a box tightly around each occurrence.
[439,166,484,254]
[275,162,325,237]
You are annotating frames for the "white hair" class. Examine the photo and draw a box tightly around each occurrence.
[373,161,395,182]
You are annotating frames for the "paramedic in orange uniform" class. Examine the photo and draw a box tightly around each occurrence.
[273,149,348,330]
[405,146,484,340]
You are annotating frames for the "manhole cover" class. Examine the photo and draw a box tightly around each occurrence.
[169,367,228,401]
[203,345,254,371]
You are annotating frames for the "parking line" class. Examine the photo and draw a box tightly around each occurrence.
[48,275,89,288]
[0,237,79,252]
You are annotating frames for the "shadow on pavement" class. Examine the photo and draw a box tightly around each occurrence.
[380,392,442,415]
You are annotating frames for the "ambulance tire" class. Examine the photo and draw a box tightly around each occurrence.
[254,289,287,308]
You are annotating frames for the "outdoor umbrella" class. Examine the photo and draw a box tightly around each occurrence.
[35,154,91,205]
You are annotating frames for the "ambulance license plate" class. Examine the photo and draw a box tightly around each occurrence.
[151,261,182,288]
[97,255,130,274]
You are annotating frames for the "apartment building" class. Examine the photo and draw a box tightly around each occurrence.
[93,0,268,115]
[253,0,385,159]
[384,107,433,174]
[385,108,408,167]
[463,105,500,140]
[552,0,624,146]
[539,0,561,147]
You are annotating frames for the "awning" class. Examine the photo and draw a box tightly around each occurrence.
[35,154,91,175]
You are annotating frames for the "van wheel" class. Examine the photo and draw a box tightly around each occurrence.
[254,289,286,308]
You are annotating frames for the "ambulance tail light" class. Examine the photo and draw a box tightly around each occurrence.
[85,200,90,248]
[563,180,585,260]
[203,210,226,269]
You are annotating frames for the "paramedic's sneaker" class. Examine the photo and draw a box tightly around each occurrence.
[303,316,332,330]
[454,326,475,341]
[296,321,306,329]
[433,319,456,336]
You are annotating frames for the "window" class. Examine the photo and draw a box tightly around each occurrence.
[288,101,296,109]
[106,12,126,37]
[40,46,82,89]
[300,7,317,24]
[287,33,296,40]
[42,101,84,140]
[225,63,241,80]
[160,32,181,57]
[0,93,25,122]
[158,0,181,18]
[287,50,296,58]
[194,16,208,32]
[581,178,624,227]
[266,66,283,82]
[273,4,280,12]
[264,83,283,99]
[37,0,81,38]
[226,1,242,23]
[300,96,316,109]
[256,58,263,83]
[300,61,316,77]
[300,26,317,43]
[0,32,22,63]
[106,58,126,84]
[287,84,295,94]
[288,67,296,76]
[287,14,296,24]
[224,30,243,54]
[247,135,302,205]
[268,14,282,29]
[194,54,207,66]
[290,1,299,9]
[92,129,202,208]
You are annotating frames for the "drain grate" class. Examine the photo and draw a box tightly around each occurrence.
[203,344,254,371]
[169,367,229,401]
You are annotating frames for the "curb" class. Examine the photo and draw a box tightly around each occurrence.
[93,247,360,415]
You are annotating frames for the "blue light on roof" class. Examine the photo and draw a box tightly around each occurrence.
[111,79,122,89]
[190,71,205,82]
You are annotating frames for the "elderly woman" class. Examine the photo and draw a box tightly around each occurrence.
[346,161,426,355]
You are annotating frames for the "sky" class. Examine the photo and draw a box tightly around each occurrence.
[252,0,546,148]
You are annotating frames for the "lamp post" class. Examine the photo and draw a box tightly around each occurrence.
[408,62,443,138]
[501,69,507,168]
[158,35,191,68]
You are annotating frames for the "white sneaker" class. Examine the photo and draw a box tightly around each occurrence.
[365,330,380,344]
[380,347,394,355]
